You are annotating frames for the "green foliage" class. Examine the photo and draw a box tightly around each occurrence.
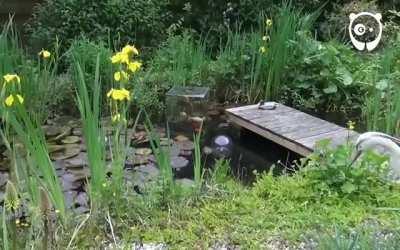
[264,4,319,99]
[72,55,107,205]
[26,0,170,53]
[363,45,400,137]
[6,105,66,220]
[299,140,395,202]
[67,39,113,89]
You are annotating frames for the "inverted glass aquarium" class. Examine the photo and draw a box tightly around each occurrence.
[166,86,209,133]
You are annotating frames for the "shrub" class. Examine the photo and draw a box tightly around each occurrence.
[26,0,170,54]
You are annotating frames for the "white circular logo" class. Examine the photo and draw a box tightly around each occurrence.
[349,12,383,52]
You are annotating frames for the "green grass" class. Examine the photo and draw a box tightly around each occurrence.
[58,144,400,249]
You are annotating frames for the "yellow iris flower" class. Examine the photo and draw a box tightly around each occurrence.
[122,45,139,56]
[111,52,130,64]
[266,19,273,27]
[107,88,131,101]
[3,74,21,84]
[128,61,142,73]
[38,49,51,59]
[259,46,267,54]
[4,94,24,107]
[114,71,129,82]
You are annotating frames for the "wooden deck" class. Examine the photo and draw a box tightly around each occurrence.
[226,103,359,156]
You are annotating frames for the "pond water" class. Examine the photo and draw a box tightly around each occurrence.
[0,102,302,215]
[167,103,301,183]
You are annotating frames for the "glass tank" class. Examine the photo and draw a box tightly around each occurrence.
[166,86,209,133]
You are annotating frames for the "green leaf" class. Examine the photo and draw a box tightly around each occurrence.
[376,79,389,91]
[323,84,338,94]
[336,67,353,86]
[341,182,357,194]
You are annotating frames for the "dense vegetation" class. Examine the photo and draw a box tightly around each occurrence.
[0,0,399,248]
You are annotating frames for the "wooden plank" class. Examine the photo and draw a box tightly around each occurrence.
[299,129,358,149]
[227,113,313,156]
[225,103,359,157]
[283,123,343,140]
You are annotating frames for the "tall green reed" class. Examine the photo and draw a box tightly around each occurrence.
[364,46,400,136]
[264,3,319,100]
[193,129,204,191]
[6,103,66,220]
[72,55,107,204]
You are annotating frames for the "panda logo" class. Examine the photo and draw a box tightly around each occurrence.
[349,12,383,51]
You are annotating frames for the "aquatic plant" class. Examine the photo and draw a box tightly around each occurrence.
[73,55,107,205]
[107,44,141,196]
[193,129,204,191]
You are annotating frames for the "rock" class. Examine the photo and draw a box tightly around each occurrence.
[75,192,88,207]
[50,146,81,161]
[68,167,91,182]
[42,125,64,138]
[160,138,173,146]
[163,144,180,157]
[64,191,77,209]
[176,140,195,151]
[132,155,149,166]
[64,153,88,169]
[61,136,81,144]
[135,148,152,156]
[72,128,83,136]
[174,135,189,142]
[179,150,192,157]
[132,131,149,145]
[47,144,66,153]
[170,156,189,169]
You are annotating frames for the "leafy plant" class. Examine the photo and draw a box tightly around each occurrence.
[72,55,107,206]
[26,0,170,54]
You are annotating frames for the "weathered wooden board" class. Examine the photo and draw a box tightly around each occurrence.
[226,103,359,157]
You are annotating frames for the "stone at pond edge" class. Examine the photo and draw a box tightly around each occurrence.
[50,146,81,161]
[176,140,195,151]
[75,192,89,207]
[170,156,189,169]
[135,148,152,156]
[174,135,189,142]
[64,153,88,169]
[61,136,81,144]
